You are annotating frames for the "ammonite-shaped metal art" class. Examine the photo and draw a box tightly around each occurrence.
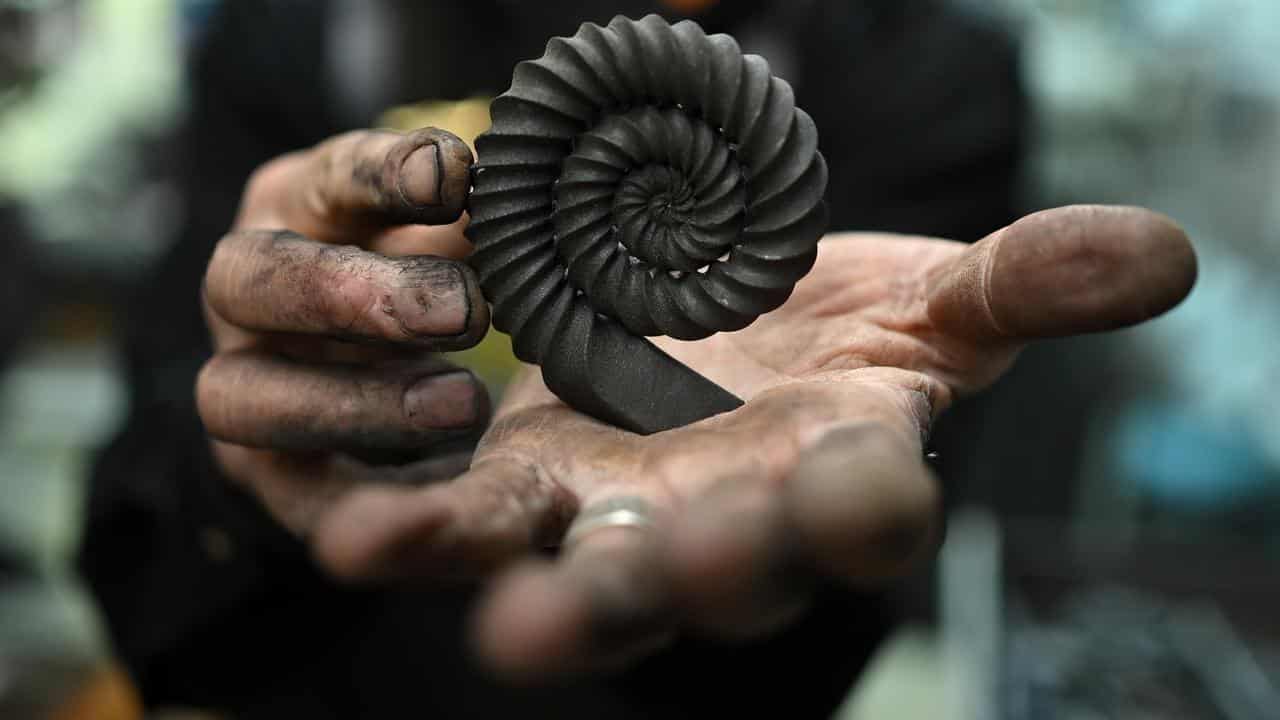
[466,14,828,434]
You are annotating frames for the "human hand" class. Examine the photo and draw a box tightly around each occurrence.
[196,128,491,548]
[308,204,1195,678]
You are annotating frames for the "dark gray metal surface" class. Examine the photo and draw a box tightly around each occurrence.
[466,14,828,434]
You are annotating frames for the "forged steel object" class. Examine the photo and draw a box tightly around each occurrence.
[466,14,828,434]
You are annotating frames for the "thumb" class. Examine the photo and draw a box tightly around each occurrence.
[927,205,1196,344]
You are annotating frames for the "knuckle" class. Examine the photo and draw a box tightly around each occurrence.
[314,534,382,583]
[328,130,399,205]
[205,231,249,300]
[243,159,279,201]
[312,244,376,334]
[315,551,363,582]
[196,353,255,443]
[210,441,258,488]
[207,230,306,322]
[239,154,298,222]
[342,280,385,338]
[314,130,373,174]
[195,356,228,433]
[203,238,231,312]
[302,132,366,219]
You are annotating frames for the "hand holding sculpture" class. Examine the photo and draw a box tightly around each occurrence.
[195,14,1197,680]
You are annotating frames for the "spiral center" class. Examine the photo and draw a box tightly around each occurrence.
[631,166,696,224]
[553,107,747,278]
[548,105,751,334]
[612,164,711,268]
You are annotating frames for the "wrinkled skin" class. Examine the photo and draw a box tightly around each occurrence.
[197,127,1197,680]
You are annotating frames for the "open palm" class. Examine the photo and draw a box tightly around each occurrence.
[311,204,1195,678]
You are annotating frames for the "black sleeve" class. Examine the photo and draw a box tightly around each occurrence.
[75,0,361,706]
[795,0,1026,241]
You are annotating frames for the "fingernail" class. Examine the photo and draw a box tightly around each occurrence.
[404,372,479,429]
[388,262,469,337]
[398,143,442,207]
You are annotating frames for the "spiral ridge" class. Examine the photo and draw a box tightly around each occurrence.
[467,14,828,433]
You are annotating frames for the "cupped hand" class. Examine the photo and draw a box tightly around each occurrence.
[308,204,1196,678]
[197,128,490,541]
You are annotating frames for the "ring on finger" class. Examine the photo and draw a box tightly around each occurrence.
[562,496,659,550]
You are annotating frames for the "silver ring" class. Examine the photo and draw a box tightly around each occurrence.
[562,496,658,549]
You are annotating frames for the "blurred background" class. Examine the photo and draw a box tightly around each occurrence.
[0,0,1277,717]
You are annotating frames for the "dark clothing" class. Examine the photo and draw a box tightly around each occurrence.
[78,1,1024,716]
[0,208,42,372]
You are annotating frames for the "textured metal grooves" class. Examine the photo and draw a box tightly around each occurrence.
[467,14,828,434]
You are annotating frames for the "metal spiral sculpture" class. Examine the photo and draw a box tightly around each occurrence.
[466,14,828,434]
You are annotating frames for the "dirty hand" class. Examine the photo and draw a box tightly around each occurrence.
[307,205,1196,678]
[197,128,490,542]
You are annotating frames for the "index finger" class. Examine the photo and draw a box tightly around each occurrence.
[237,128,474,243]
[205,229,489,347]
